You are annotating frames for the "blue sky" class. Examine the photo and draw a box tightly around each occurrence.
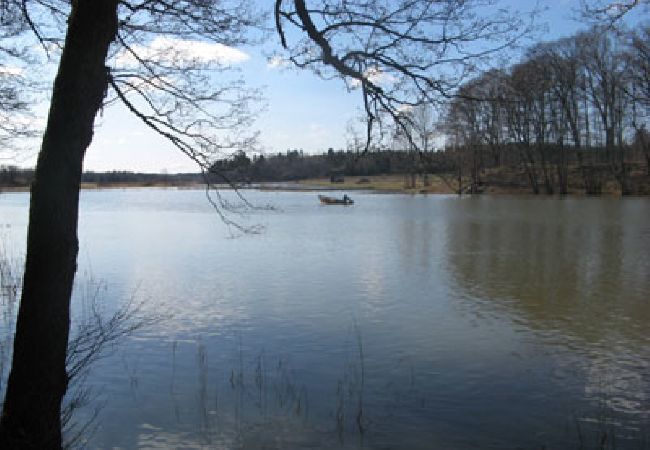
[17,0,648,173]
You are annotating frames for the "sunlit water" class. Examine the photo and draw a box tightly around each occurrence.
[1,189,649,449]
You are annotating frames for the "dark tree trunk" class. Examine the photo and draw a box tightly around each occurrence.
[520,145,539,195]
[556,144,568,195]
[457,149,463,195]
[537,144,554,195]
[0,1,118,448]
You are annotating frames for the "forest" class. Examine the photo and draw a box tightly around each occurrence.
[444,25,650,195]
[212,25,650,195]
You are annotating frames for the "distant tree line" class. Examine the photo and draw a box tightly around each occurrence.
[0,166,33,187]
[2,151,456,188]
[4,26,649,196]
[209,148,455,183]
[211,25,650,195]
[0,166,202,188]
[443,25,650,195]
[81,171,201,185]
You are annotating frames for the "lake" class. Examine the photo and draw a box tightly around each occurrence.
[1,189,649,449]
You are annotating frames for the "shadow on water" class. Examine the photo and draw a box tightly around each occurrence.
[443,197,650,449]
[0,245,20,400]
[0,245,160,449]
[1,193,650,449]
[120,324,650,450]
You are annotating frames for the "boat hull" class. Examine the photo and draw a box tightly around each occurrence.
[318,195,354,205]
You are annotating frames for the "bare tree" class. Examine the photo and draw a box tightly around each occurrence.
[580,0,648,25]
[626,25,650,173]
[389,103,438,188]
[0,3,38,155]
[404,103,438,155]
[0,2,262,448]
[274,0,534,152]
[438,22,647,196]
[445,80,487,193]
[578,27,632,193]
[408,103,439,187]
[530,37,596,193]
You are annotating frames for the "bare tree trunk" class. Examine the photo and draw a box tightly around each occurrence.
[556,144,568,195]
[520,145,539,194]
[470,145,482,193]
[641,136,650,177]
[0,1,118,448]
[614,145,631,195]
[457,148,463,195]
[537,144,554,195]
[404,173,413,189]
[575,145,591,194]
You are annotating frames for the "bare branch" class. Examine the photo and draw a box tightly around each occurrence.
[579,0,646,27]
[276,0,536,152]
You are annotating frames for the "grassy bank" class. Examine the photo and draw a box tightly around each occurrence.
[294,174,455,194]
[2,166,648,196]
[294,165,650,196]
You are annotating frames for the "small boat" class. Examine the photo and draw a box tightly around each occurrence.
[318,194,354,205]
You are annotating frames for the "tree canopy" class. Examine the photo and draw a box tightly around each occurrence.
[275,0,534,150]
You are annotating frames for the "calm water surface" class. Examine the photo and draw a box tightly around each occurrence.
[0,189,649,449]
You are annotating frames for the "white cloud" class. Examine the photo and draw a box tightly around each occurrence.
[267,55,292,69]
[0,66,24,76]
[116,36,250,68]
[0,112,46,131]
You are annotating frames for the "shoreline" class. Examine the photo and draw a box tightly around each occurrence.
[1,173,647,197]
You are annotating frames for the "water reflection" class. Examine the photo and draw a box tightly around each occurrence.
[444,196,650,442]
[446,198,649,343]
[0,191,649,449]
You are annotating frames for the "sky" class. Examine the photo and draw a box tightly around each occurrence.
[8,0,649,173]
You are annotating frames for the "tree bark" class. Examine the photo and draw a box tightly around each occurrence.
[0,1,118,448]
